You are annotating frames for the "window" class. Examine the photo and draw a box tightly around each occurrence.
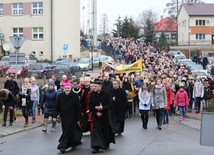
[39,51,43,55]
[196,20,205,26]
[0,4,3,15]
[13,28,23,36]
[32,27,43,40]
[32,2,43,15]
[12,3,23,15]
[196,34,205,40]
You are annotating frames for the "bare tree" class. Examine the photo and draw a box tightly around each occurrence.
[137,9,158,27]
[99,13,109,36]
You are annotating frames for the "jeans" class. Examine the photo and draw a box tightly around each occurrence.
[179,106,186,117]
[203,100,208,110]
[31,101,38,118]
[163,110,169,123]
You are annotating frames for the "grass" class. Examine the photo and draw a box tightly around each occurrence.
[207,98,214,112]
[80,47,87,52]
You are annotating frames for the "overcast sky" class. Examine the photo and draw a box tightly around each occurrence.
[80,0,214,34]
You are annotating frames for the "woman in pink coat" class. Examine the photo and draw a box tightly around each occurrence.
[175,85,189,121]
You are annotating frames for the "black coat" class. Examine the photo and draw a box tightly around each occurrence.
[110,88,127,121]
[54,91,82,149]
[89,90,112,128]
[102,80,113,92]
[4,80,19,96]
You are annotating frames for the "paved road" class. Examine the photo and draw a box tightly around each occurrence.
[0,115,214,155]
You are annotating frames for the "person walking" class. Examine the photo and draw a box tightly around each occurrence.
[89,79,115,154]
[153,79,167,130]
[19,78,31,127]
[138,82,152,129]
[41,80,58,133]
[175,85,189,121]
[4,74,19,121]
[30,77,40,123]
[53,82,82,153]
[193,77,204,113]
[0,89,16,127]
[111,80,127,136]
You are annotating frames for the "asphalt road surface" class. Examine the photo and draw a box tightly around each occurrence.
[0,115,214,155]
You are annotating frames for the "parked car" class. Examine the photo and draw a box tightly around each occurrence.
[6,64,29,78]
[188,64,203,73]
[45,65,57,79]
[78,58,92,70]
[0,61,10,76]
[93,55,114,66]
[191,69,208,79]
[27,63,48,78]
[179,59,196,67]
[174,54,186,62]
[55,64,72,79]
[69,63,83,78]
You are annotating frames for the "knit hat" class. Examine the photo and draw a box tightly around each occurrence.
[48,79,55,86]
[63,81,72,87]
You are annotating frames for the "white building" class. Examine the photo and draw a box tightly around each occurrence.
[177,2,214,45]
[0,0,80,61]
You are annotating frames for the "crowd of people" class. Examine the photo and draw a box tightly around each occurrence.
[0,37,214,153]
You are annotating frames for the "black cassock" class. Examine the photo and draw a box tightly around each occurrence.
[89,90,115,150]
[54,92,82,150]
[110,88,127,134]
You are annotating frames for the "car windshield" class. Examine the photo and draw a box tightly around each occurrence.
[56,65,69,70]
[175,56,185,59]
[30,65,43,70]
[10,65,22,69]
[198,72,206,76]
[79,59,89,64]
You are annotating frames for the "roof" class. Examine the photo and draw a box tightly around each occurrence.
[153,17,177,32]
[182,3,214,16]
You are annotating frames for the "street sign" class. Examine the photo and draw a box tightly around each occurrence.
[9,36,25,50]
[63,43,69,51]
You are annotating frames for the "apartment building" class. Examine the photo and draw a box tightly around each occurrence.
[0,0,80,61]
[177,2,214,45]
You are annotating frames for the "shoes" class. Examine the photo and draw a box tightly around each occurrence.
[51,127,55,132]
[9,122,13,126]
[59,149,66,153]
[2,122,6,127]
[163,121,166,124]
[92,148,99,154]
[159,126,162,130]
[32,118,35,123]
[42,129,47,133]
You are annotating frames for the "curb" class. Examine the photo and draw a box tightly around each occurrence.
[0,123,43,138]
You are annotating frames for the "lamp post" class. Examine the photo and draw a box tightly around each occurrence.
[0,33,4,55]
[9,36,25,80]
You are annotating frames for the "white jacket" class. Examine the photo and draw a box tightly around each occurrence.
[138,88,152,110]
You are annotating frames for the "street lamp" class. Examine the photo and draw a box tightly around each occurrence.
[0,33,4,55]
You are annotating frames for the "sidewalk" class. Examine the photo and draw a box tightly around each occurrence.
[0,114,44,138]
[174,112,201,130]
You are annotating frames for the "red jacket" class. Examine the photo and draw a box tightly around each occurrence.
[175,89,189,107]
[165,87,173,110]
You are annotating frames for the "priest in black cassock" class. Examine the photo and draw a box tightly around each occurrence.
[53,82,82,153]
[89,79,115,154]
[111,80,127,136]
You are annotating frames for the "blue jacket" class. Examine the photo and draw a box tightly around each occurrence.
[42,89,58,114]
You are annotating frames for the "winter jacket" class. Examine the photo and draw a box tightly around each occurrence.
[42,89,58,114]
[175,89,189,107]
[0,89,16,107]
[193,81,204,98]
[138,88,152,110]
[165,87,173,110]
[153,85,167,109]
[203,86,211,100]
